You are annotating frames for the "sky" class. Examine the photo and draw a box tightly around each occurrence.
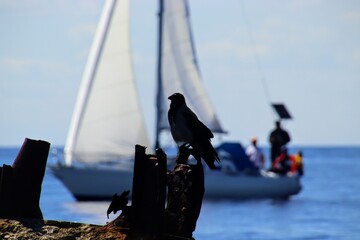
[0,0,359,147]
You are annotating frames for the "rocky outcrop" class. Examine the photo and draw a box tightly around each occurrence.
[0,218,193,240]
[0,218,126,240]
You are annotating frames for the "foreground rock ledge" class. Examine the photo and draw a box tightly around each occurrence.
[0,218,192,240]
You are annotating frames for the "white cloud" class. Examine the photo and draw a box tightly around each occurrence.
[354,49,360,62]
[342,10,360,22]
[291,0,322,8]
[0,0,102,17]
[0,57,67,74]
[199,40,270,59]
[239,45,270,58]
[68,24,97,42]
[0,58,35,70]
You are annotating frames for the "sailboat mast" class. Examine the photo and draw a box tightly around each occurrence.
[155,0,164,149]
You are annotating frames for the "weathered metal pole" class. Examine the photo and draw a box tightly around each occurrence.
[131,145,167,234]
[0,138,50,219]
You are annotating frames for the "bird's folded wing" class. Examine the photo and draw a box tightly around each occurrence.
[184,111,214,139]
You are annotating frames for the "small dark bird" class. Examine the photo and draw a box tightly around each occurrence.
[168,93,220,169]
[106,190,130,219]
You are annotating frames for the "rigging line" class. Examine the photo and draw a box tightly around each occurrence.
[238,0,273,108]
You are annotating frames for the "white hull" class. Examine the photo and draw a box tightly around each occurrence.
[204,171,301,199]
[50,165,301,201]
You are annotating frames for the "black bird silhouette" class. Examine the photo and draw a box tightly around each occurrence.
[106,190,130,219]
[168,93,220,169]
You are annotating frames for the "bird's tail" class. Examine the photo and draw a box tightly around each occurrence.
[194,139,220,169]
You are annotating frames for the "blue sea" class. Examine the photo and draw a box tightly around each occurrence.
[1,146,359,240]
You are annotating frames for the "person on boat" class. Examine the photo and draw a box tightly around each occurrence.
[270,146,291,175]
[289,150,304,176]
[245,137,265,170]
[269,120,291,163]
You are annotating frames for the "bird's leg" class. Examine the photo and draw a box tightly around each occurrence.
[188,145,202,165]
[176,144,191,165]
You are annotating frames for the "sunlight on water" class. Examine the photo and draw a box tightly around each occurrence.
[63,201,118,225]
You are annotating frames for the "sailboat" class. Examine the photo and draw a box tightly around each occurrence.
[51,0,301,201]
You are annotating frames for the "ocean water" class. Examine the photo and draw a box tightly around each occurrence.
[1,146,359,239]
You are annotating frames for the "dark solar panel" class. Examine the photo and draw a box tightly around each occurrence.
[272,103,292,119]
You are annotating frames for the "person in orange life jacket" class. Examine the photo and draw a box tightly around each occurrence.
[270,146,291,175]
[289,150,304,176]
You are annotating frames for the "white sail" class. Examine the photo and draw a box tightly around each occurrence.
[64,0,149,165]
[157,0,225,134]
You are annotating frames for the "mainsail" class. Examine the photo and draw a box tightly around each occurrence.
[64,0,149,165]
[156,0,225,142]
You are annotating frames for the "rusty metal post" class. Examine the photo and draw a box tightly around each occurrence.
[131,145,167,234]
[0,138,50,219]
